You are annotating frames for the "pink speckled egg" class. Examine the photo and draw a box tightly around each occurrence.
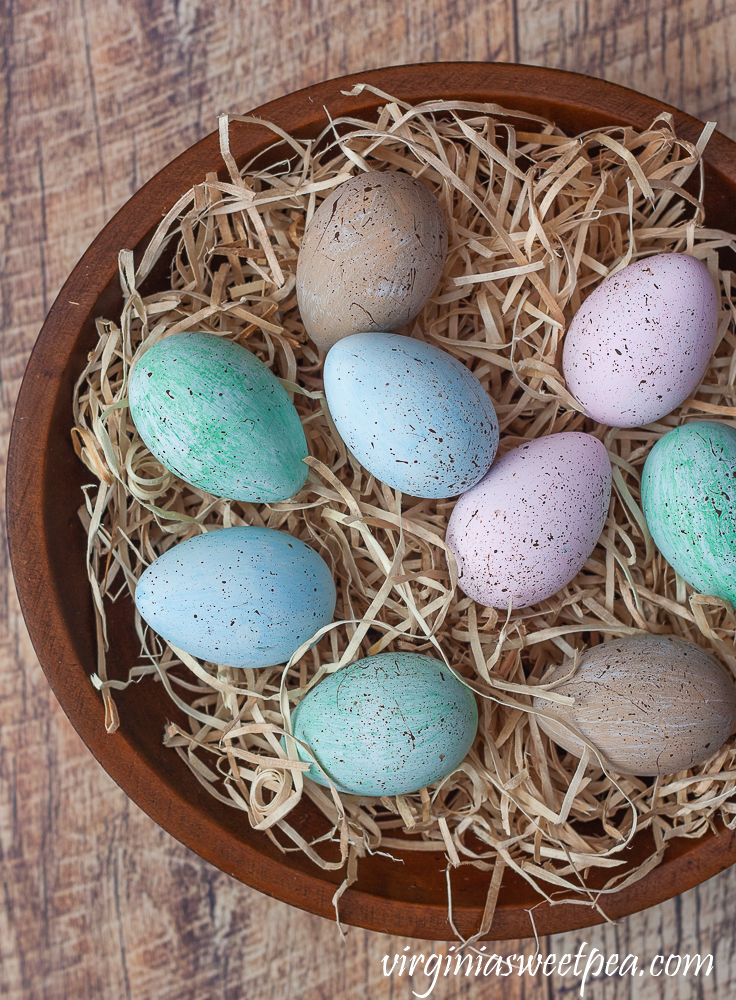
[446,432,611,609]
[562,253,718,428]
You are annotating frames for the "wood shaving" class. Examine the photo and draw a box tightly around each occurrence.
[73,86,736,941]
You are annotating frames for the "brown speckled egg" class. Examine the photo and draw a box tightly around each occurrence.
[532,635,736,776]
[296,171,448,351]
[446,432,611,609]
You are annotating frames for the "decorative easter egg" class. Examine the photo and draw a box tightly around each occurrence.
[641,420,736,607]
[134,526,336,669]
[296,171,448,351]
[289,652,478,796]
[446,432,611,609]
[128,331,308,502]
[323,332,498,498]
[562,253,718,427]
[532,635,736,775]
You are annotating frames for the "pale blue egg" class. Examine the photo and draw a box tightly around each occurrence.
[290,651,478,796]
[134,526,336,669]
[323,333,498,498]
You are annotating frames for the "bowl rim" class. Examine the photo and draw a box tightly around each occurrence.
[8,60,736,941]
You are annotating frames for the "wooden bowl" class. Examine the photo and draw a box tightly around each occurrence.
[8,62,736,941]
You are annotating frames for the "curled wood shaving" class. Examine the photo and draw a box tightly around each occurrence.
[73,89,736,940]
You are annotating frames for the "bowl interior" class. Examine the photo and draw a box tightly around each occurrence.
[9,62,736,941]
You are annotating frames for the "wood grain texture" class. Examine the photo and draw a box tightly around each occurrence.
[3,2,736,998]
[517,0,736,135]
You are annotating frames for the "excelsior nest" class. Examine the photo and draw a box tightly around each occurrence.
[73,85,736,942]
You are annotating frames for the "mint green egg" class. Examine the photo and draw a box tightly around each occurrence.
[289,652,478,796]
[641,420,736,607]
[129,332,308,502]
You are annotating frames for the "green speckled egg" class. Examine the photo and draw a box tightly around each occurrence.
[641,420,736,606]
[289,652,478,796]
[128,332,308,502]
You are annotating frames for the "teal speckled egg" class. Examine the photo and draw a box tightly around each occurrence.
[290,652,478,796]
[129,332,308,502]
[641,420,736,607]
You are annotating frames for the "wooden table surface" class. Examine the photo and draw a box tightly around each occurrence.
[4,3,736,998]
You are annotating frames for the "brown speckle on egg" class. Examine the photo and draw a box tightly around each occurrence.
[532,635,736,776]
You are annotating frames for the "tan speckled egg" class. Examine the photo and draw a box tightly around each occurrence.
[532,635,736,776]
[296,171,448,351]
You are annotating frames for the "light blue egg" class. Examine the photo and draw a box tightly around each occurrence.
[323,333,498,498]
[290,652,478,796]
[134,526,336,669]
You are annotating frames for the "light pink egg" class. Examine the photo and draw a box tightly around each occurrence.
[446,432,611,609]
[562,253,718,428]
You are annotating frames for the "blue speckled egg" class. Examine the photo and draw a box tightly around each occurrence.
[290,651,478,796]
[134,526,336,669]
[323,333,498,498]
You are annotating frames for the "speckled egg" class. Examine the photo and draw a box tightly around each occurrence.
[562,253,718,427]
[323,333,498,498]
[532,635,736,775]
[134,526,336,669]
[296,171,448,351]
[641,420,736,607]
[289,652,478,796]
[446,432,611,609]
[129,331,308,502]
